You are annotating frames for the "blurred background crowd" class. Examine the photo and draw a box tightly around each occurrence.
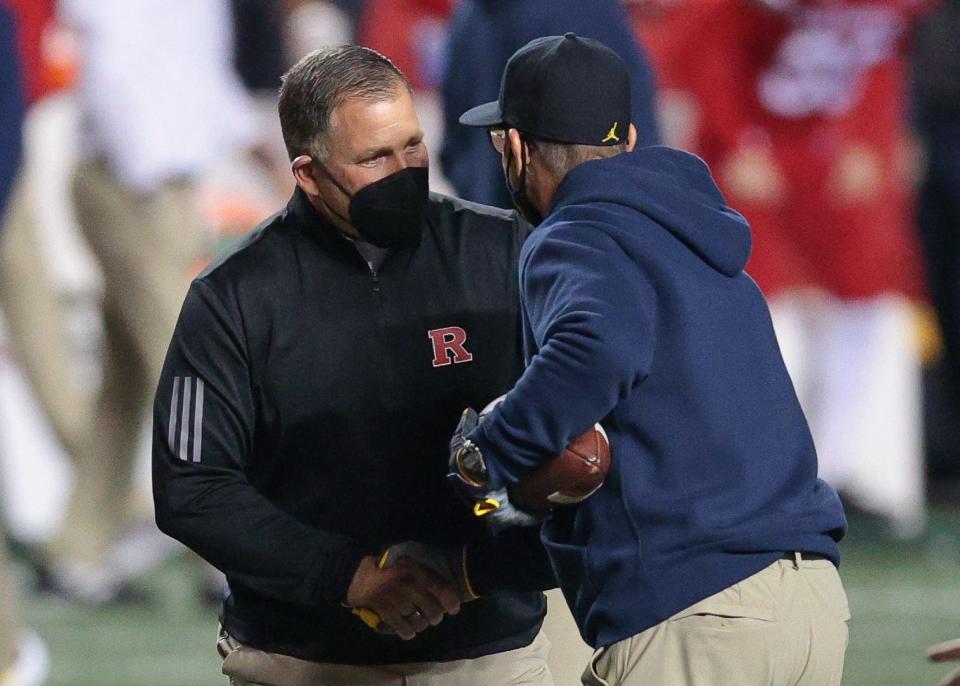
[0,0,959,684]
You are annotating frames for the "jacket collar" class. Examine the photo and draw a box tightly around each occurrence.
[286,186,364,258]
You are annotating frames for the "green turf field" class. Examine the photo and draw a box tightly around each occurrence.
[20,504,960,686]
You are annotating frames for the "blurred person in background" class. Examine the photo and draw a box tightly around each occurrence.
[913,0,960,465]
[0,0,90,545]
[40,0,260,604]
[358,0,458,195]
[0,4,49,684]
[929,638,960,686]
[331,0,366,31]
[211,0,299,239]
[358,0,452,94]
[231,0,287,97]
[440,0,661,209]
[209,1,360,272]
[284,0,354,65]
[632,0,931,537]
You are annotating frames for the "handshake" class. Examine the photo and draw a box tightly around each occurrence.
[344,542,479,640]
[346,396,609,638]
[342,402,537,639]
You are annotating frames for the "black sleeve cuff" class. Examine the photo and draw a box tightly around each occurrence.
[467,526,558,596]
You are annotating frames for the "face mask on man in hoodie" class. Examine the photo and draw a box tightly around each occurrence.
[459,33,637,228]
[489,127,546,226]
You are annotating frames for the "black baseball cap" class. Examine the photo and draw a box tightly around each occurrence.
[459,33,631,147]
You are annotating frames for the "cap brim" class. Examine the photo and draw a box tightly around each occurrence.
[459,100,504,127]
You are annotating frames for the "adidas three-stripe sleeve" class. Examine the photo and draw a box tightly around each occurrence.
[152,279,368,607]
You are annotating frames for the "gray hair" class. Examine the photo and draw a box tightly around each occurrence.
[530,139,629,178]
[278,45,411,161]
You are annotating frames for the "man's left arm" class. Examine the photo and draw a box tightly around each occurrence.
[470,223,658,488]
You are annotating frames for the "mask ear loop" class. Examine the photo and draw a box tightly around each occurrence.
[505,133,543,225]
[295,155,357,226]
[316,161,354,200]
[504,139,515,195]
[517,136,530,201]
[504,134,528,198]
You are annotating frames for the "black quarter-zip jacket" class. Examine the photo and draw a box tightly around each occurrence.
[152,188,556,664]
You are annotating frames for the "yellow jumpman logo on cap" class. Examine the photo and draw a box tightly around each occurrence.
[602,122,620,143]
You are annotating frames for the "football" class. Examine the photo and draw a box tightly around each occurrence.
[478,396,612,511]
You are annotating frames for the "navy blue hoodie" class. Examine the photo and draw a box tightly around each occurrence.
[470,146,847,649]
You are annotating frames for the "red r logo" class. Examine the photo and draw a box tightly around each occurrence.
[428,327,474,368]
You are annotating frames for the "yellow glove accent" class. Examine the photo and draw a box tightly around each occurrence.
[461,546,479,601]
[348,549,393,630]
[351,607,382,630]
[473,497,501,517]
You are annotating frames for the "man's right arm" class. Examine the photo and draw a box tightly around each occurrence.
[153,279,460,636]
[152,279,369,608]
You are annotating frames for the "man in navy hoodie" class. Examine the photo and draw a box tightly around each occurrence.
[453,34,851,685]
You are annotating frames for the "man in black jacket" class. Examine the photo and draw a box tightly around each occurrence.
[152,46,556,685]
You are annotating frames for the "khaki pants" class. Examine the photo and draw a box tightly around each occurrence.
[217,626,555,686]
[583,556,850,686]
[0,173,31,676]
[0,170,89,461]
[49,160,202,566]
[0,540,19,674]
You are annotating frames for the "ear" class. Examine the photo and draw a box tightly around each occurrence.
[506,129,527,176]
[626,123,638,153]
[291,155,322,196]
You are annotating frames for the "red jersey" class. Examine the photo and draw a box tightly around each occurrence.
[358,0,455,91]
[3,0,56,104]
[631,0,929,298]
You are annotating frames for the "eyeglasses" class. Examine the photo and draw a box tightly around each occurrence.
[488,128,538,155]
[488,129,507,154]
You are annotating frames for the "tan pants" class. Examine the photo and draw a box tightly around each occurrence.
[0,170,89,461]
[0,173,29,676]
[218,626,555,686]
[582,557,850,686]
[0,540,19,674]
[49,160,202,566]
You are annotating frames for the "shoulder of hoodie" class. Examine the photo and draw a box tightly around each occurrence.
[520,147,717,260]
[518,211,648,292]
[519,198,656,274]
[518,214,661,318]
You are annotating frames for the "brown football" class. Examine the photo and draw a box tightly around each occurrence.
[477,396,612,512]
[509,424,611,512]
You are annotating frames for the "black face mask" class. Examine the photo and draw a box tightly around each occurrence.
[320,165,429,249]
[504,139,544,226]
